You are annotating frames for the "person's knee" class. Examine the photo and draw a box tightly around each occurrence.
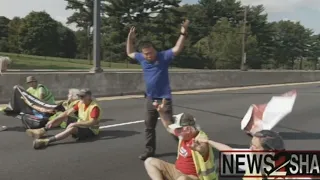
[144,157,160,169]
[67,126,78,134]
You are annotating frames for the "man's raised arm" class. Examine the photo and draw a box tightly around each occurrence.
[126,26,136,59]
[172,19,190,56]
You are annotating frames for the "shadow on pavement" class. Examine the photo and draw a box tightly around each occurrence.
[100,118,115,123]
[155,152,177,158]
[279,132,320,140]
[50,129,141,146]
[5,126,26,132]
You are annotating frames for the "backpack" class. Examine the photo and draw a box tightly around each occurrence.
[17,113,49,129]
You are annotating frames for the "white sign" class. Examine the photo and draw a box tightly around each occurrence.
[241,90,297,134]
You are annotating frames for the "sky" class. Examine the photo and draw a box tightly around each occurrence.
[0,0,319,34]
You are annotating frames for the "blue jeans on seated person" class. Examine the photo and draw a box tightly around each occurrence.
[32,110,49,119]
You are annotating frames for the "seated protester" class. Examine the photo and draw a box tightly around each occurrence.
[196,130,291,180]
[26,89,101,149]
[0,56,11,75]
[144,99,218,180]
[49,88,81,128]
[25,76,55,104]
[0,56,12,131]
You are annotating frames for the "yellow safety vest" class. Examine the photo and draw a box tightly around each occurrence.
[49,100,80,128]
[60,100,80,128]
[77,100,101,135]
[27,84,55,104]
[177,131,218,180]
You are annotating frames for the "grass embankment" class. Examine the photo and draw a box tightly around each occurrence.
[0,52,142,69]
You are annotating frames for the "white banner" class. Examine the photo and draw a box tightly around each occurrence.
[241,90,297,134]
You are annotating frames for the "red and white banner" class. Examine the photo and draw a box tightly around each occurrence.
[241,90,297,134]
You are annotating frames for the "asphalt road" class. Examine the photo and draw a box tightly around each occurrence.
[1,83,320,180]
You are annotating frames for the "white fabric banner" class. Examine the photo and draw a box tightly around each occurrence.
[241,90,297,134]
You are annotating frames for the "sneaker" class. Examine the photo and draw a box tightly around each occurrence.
[26,128,46,139]
[139,150,155,161]
[33,139,49,149]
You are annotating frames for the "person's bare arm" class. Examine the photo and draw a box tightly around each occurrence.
[196,138,233,152]
[126,26,136,59]
[159,112,175,135]
[207,140,233,151]
[172,20,189,56]
[156,99,175,135]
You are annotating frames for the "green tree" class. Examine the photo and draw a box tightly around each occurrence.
[307,34,320,69]
[56,23,77,58]
[178,4,210,44]
[194,17,257,69]
[7,17,22,53]
[148,0,182,49]
[273,20,312,69]
[0,16,10,52]
[245,5,277,68]
[65,0,107,63]
[18,11,59,56]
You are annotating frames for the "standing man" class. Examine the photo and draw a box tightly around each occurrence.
[126,20,190,160]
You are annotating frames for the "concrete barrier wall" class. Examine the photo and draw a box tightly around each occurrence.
[1,70,320,103]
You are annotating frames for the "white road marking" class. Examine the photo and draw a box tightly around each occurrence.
[99,116,177,129]
[99,120,145,129]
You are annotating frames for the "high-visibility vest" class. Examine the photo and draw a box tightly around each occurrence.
[77,100,101,135]
[60,100,80,128]
[177,131,218,180]
[27,84,55,104]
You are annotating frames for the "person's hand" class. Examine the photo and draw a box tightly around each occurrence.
[128,26,136,40]
[153,98,166,114]
[45,121,53,129]
[180,19,190,34]
[188,138,203,152]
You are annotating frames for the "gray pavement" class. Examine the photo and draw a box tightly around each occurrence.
[0,83,320,180]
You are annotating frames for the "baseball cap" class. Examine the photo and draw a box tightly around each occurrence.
[77,88,92,97]
[26,76,37,83]
[168,113,196,130]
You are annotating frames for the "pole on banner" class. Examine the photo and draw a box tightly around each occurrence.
[90,0,103,73]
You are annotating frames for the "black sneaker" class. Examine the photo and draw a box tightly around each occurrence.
[139,151,155,161]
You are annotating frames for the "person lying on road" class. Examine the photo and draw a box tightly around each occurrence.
[26,88,101,149]
[144,99,218,180]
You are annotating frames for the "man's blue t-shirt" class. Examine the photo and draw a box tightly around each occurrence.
[134,49,174,99]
